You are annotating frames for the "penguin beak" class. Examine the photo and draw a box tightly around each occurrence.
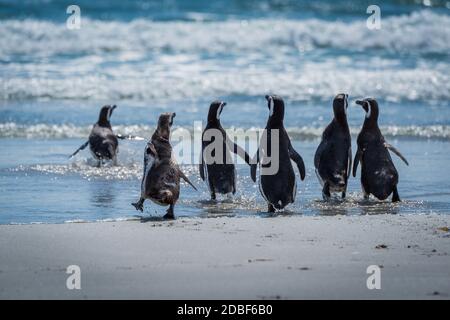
[265,95,271,101]
[355,100,364,106]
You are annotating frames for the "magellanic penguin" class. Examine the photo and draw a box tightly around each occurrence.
[132,112,197,219]
[314,94,352,200]
[69,105,143,166]
[251,95,306,212]
[353,98,409,202]
[199,100,256,200]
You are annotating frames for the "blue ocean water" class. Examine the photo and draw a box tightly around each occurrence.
[0,0,449,223]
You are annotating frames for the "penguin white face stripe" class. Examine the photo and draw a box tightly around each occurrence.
[366,101,372,119]
[344,95,348,115]
[216,102,224,120]
[269,97,274,116]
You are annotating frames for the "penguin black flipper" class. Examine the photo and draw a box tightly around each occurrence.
[116,134,145,141]
[250,148,259,182]
[226,136,252,165]
[314,140,327,169]
[199,153,205,181]
[226,136,257,179]
[178,168,198,191]
[69,141,89,158]
[353,148,363,177]
[288,141,305,181]
[384,143,409,166]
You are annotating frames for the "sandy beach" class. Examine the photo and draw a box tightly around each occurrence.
[0,214,449,300]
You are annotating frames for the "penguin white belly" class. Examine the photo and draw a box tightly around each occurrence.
[258,164,270,203]
[315,169,324,187]
[141,155,156,197]
[292,180,297,202]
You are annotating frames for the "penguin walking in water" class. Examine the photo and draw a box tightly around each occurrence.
[314,94,352,200]
[70,105,142,166]
[353,98,409,202]
[199,101,256,201]
[132,112,197,219]
[251,95,306,212]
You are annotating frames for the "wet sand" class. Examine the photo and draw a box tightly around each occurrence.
[0,214,449,299]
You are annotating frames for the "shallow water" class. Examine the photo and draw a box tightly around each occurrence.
[0,0,449,223]
[0,135,448,224]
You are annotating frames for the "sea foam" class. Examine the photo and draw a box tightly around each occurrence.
[1,123,449,140]
[0,11,449,102]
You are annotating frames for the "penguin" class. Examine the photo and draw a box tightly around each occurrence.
[353,98,409,202]
[132,112,197,219]
[251,95,306,212]
[69,105,143,166]
[314,93,352,200]
[199,100,256,201]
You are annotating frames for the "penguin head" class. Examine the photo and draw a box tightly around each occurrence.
[265,95,284,124]
[98,105,116,127]
[333,93,349,119]
[207,101,226,123]
[356,98,379,123]
[156,112,176,139]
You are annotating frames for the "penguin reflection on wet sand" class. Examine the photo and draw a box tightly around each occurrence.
[199,101,256,201]
[314,94,352,200]
[353,98,409,202]
[132,112,197,219]
[251,95,306,213]
[69,105,142,167]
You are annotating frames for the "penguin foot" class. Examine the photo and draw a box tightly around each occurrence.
[392,186,401,203]
[341,191,346,199]
[268,204,275,213]
[250,164,257,182]
[163,204,175,220]
[131,199,144,212]
[163,213,175,220]
[322,182,331,201]
[322,192,331,201]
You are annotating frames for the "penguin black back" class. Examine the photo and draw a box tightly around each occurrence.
[314,94,352,200]
[353,98,409,202]
[132,112,197,219]
[254,95,305,212]
[88,105,119,165]
[200,101,254,200]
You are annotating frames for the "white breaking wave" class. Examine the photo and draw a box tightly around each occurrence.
[0,10,449,102]
[1,10,449,57]
[1,123,450,140]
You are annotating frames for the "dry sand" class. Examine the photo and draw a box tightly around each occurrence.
[0,214,449,299]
